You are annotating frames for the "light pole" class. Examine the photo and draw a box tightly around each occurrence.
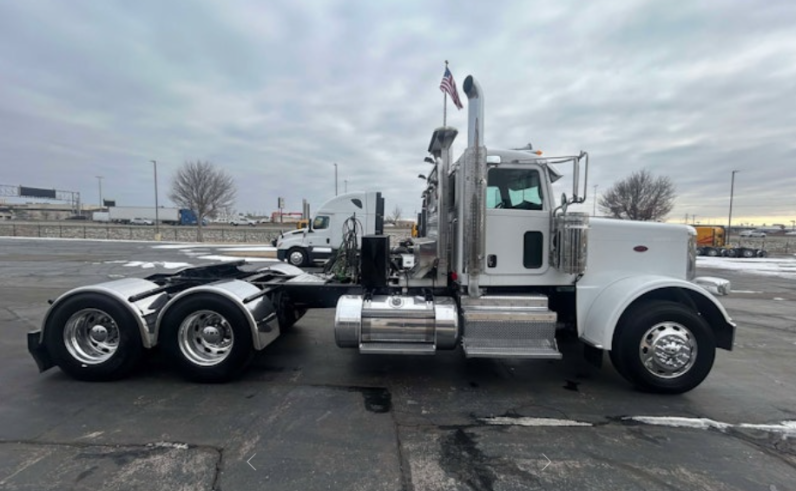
[151,160,160,239]
[592,184,598,216]
[95,176,104,208]
[727,170,738,245]
[334,163,338,196]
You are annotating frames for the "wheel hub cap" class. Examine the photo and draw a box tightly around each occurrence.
[201,326,222,344]
[639,323,697,379]
[90,325,109,342]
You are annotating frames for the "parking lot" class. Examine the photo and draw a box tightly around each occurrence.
[1,237,795,490]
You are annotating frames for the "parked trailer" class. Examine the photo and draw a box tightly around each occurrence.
[92,212,110,223]
[108,207,180,224]
[28,74,734,394]
[694,225,766,258]
[106,207,202,225]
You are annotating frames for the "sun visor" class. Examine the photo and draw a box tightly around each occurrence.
[548,166,563,183]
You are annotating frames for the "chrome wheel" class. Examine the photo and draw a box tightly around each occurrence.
[177,310,234,366]
[289,250,306,266]
[63,308,120,365]
[639,322,697,379]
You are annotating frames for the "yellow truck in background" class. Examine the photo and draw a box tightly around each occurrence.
[694,225,767,258]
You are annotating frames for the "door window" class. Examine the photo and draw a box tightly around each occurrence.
[313,216,330,229]
[487,168,544,210]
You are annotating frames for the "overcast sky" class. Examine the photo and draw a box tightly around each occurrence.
[1,0,794,225]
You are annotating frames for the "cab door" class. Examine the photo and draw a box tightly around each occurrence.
[306,215,333,248]
[483,165,550,282]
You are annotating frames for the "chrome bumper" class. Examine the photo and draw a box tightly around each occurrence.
[693,276,731,296]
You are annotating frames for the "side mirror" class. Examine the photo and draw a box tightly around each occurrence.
[560,193,569,214]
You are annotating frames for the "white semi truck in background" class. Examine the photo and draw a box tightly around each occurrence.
[274,191,385,266]
[28,74,734,394]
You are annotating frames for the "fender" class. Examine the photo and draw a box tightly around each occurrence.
[577,274,735,351]
[40,278,167,349]
[156,279,279,351]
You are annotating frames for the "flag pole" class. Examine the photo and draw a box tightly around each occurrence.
[443,60,448,127]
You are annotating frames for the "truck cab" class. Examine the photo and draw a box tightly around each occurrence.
[275,191,384,266]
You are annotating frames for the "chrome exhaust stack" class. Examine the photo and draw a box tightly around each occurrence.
[462,76,487,297]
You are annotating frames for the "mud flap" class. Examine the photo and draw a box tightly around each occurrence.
[27,331,54,372]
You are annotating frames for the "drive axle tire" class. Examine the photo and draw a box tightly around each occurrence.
[613,300,715,394]
[160,294,254,383]
[287,247,308,267]
[44,293,143,381]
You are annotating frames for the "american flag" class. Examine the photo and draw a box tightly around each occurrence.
[439,67,463,110]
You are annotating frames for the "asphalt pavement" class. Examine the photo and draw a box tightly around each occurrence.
[0,237,794,490]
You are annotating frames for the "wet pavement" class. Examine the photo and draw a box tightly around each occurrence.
[0,237,795,490]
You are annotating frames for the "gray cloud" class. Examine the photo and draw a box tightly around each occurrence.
[1,0,794,225]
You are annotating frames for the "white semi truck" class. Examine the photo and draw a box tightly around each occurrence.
[28,74,733,393]
[274,191,385,266]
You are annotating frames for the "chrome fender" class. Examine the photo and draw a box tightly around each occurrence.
[577,274,735,351]
[40,278,167,348]
[156,279,279,351]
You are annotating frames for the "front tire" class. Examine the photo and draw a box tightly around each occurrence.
[44,293,143,381]
[613,300,716,394]
[160,294,254,383]
[287,247,308,267]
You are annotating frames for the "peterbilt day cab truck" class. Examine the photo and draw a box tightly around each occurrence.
[274,191,385,267]
[28,74,734,394]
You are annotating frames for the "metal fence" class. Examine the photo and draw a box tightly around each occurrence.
[0,222,414,245]
[0,223,283,244]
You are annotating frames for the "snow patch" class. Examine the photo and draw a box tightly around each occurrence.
[625,417,796,436]
[626,416,730,431]
[218,246,277,252]
[151,244,203,249]
[123,261,192,269]
[198,255,278,263]
[697,256,796,279]
[147,441,189,450]
[480,417,593,427]
[78,431,104,439]
[737,421,796,435]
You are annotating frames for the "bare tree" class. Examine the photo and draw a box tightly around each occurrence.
[169,161,236,241]
[387,205,402,225]
[599,169,676,221]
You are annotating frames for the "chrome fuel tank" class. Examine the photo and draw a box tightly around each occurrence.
[335,295,458,352]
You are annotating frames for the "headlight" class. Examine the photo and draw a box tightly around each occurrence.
[686,233,697,280]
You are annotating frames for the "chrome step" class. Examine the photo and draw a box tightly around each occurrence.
[359,342,436,355]
[461,294,560,359]
[463,345,562,359]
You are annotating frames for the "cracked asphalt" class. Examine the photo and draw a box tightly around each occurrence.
[1,237,795,490]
